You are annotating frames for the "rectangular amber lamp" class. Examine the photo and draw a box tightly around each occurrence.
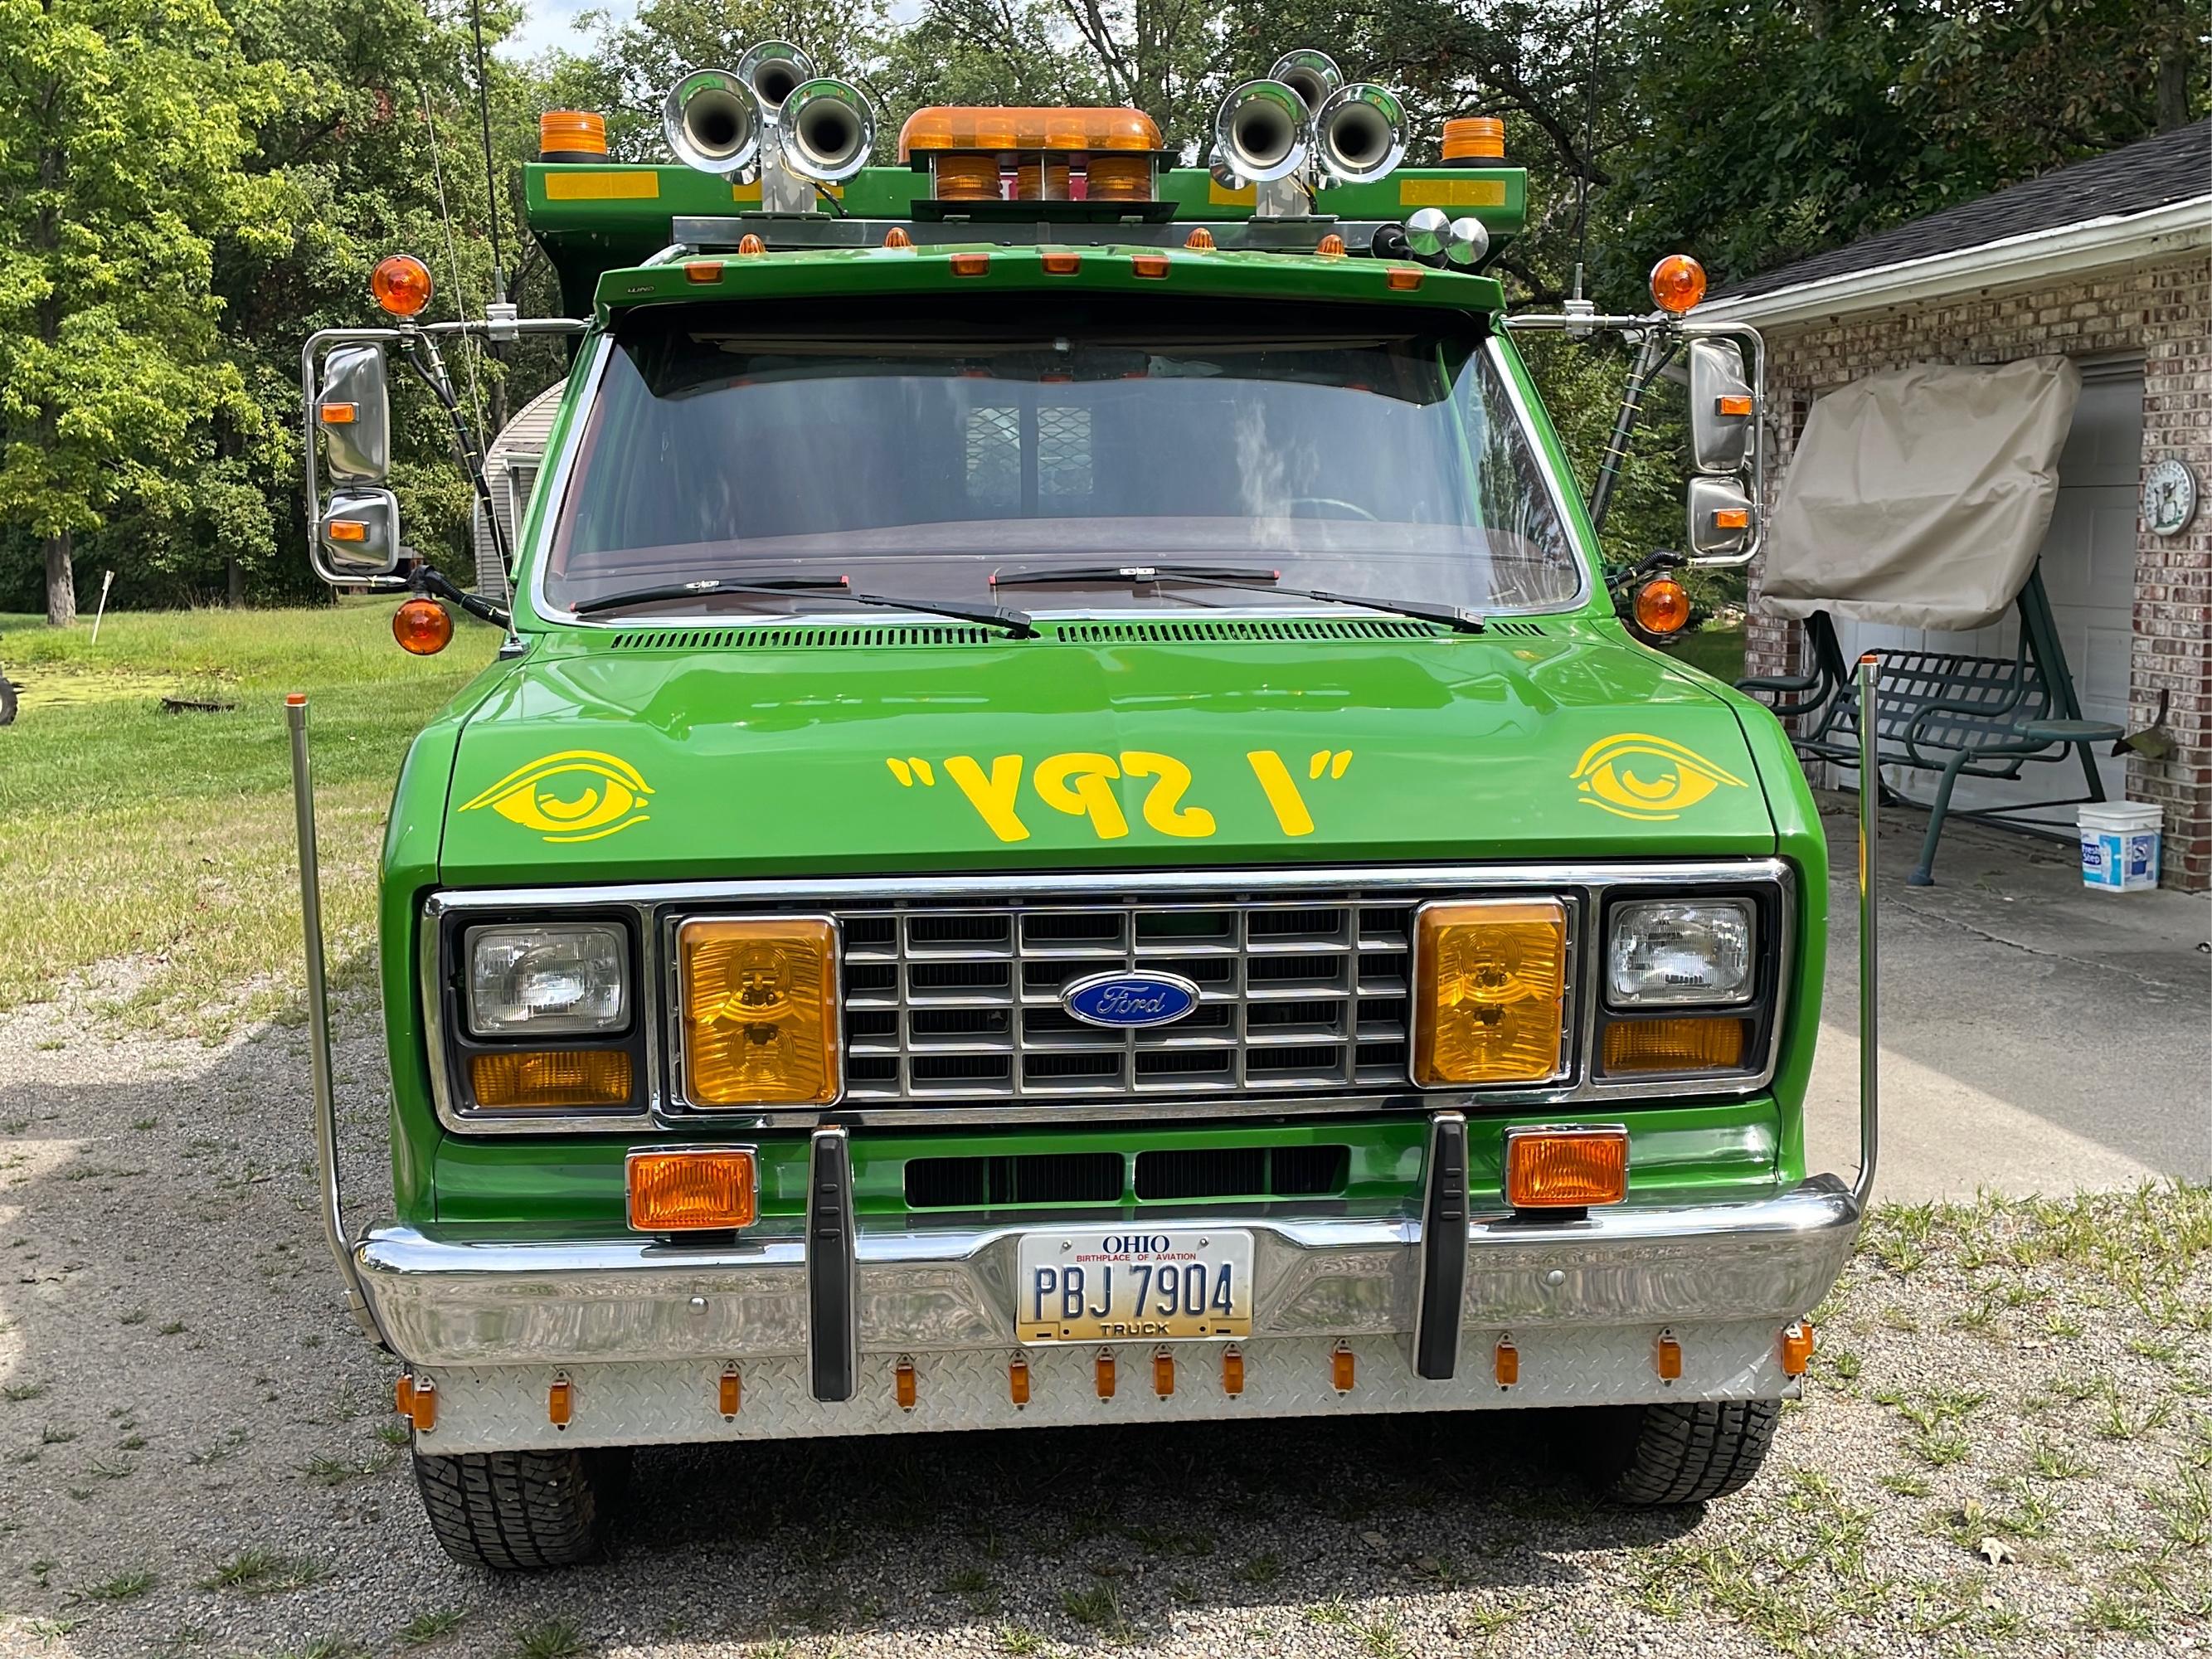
[470,1048,632,1108]
[1412,899,1568,1086]
[627,1147,758,1231]
[678,917,840,1106]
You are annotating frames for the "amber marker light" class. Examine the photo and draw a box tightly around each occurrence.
[371,253,434,319]
[626,1147,758,1233]
[1716,393,1754,417]
[1154,1350,1175,1398]
[1222,1347,1245,1396]
[317,401,356,425]
[1412,898,1568,1086]
[678,917,839,1106]
[392,597,455,656]
[1634,576,1692,636]
[1495,1335,1519,1388]
[1332,1343,1356,1393]
[1781,1321,1816,1377]
[882,226,913,249]
[737,233,767,256]
[326,518,368,542]
[719,1367,742,1418]
[1040,249,1081,274]
[1384,265,1424,290]
[1096,1350,1116,1399]
[1316,233,1346,257]
[395,1374,416,1417]
[1504,1126,1630,1209]
[1009,1355,1031,1407]
[1130,252,1169,279]
[548,1377,573,1428]
[1650,253,1707,314]
[1184,227,1215,251]
[409,1377,438,1433]
[1655,1332,1684,1382]
[1712,506,1751,531]
[684,260,724,283]
[950,251,991,276]
[1602,1016,1748,1074]
[895,1357,918,1411]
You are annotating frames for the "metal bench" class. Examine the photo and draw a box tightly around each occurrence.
[1738,568,2119,885]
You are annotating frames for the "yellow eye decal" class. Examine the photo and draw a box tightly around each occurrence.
[1571,734,1747,821]
[457,751,654,843]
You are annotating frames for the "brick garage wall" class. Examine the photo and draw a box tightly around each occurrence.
[1743,254,2212,889]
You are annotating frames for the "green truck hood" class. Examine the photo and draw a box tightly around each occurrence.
[436,625,1773,883]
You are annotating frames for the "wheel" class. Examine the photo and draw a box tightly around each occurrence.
[411,1446,630,1569]
[1569,1399,1782,1506]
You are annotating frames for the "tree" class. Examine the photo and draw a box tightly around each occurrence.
[0,0,293,624]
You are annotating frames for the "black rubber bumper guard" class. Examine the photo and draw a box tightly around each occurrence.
[807,1126,860,1403]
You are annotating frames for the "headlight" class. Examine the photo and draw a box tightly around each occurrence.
[1607,900,1754,1006]
[467,922,630,1036]
[1412,898,1569,1086]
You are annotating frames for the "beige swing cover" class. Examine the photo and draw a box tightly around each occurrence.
[1761,357,2083,630]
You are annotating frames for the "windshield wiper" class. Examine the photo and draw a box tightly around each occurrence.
[571,576,847,616]
[991,562,1485,635]
[572,574,1036,637]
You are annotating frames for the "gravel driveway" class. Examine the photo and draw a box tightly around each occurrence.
[2,974,2205,1659]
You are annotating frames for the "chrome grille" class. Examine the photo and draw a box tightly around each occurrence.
[839,898,1422,1101]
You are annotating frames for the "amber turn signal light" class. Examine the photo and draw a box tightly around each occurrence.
[1780,1321,1816,1377]
[1602,1016,1748,1074]
[678,917,839,1106]
[1650,253,1706,315]
[1504,1126,1629,1209]
[371,253,434,319]
[1413,899,1568,1086]
[471,1048,632,1108]
[950,251,991,276]
[626,1147,758,1233]
[392,597,454,656]
[1633,577,1691,637]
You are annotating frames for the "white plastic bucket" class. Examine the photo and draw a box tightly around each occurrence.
[2078,802,2161,892]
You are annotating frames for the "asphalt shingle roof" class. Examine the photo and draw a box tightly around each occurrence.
[1717,119,2212,301]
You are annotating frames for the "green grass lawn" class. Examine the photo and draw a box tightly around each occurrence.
[1661,621,1747,685]
[0,603,500,1033]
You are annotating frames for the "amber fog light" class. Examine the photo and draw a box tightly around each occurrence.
[1412,899,1568,1086]
[470,1048,632,1107]
[627,1147,758,1232]
[1504,1125,1628,1208]
[678,917,839,1106]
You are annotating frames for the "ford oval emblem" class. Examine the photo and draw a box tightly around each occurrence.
[1061,970,1202,1029]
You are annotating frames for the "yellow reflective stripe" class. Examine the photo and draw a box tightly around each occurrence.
[545,170,660,201]
[1398,178,1508,207]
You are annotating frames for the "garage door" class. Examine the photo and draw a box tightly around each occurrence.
[1835,357,2141,829]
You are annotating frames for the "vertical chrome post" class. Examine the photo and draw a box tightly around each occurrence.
[1852,655,1881,1207]
[287,695,386,1347]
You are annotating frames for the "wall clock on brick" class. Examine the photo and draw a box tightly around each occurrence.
[2142,456,2196,538]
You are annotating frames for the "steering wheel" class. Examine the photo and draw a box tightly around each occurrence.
[1282,496,1380,521]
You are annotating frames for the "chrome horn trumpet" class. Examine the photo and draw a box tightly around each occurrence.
[778,77,876,184]
[736,40,814,111]
[663,67,765,178]
[1268,49,1344,114]
[1313,82,1405,185]
[1212,80,1312,186]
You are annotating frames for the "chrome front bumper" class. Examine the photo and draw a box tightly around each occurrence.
[356,1175,1860,1369]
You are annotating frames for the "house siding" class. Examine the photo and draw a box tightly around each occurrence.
[1743,253,2212,890]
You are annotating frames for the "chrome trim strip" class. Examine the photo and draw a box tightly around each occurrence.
[1482,333,1597,615]
[419,860,1792,1131]
[354,1174,1861,1367]
[518,329,614,631]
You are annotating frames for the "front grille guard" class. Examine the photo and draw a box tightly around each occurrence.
[289,662,1884,1368]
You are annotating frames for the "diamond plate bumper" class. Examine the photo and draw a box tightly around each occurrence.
[356,1174,1860,1372]
[409,1323,1801,1455]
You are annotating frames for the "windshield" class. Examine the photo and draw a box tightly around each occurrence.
[544,296,1583,619]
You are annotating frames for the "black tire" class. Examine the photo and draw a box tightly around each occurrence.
[1571,1399,1782,1506]
[412,1446,630,1569]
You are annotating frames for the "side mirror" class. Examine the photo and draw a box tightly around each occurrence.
[316,344,391,481]
[1687,476,1754,560]
[318,487,403,580]
[1687,338,1752,474]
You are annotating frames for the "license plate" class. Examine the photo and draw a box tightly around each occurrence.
[1015,1228,1253,1343]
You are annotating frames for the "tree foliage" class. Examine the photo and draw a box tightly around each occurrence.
[0,0,2197,620]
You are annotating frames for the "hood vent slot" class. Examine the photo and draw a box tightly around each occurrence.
[606,624,997,650]
[1052,616,1440,645]
[1489,620,1549,637]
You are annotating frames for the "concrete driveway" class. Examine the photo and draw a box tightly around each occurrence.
[1802,791,2211,1202]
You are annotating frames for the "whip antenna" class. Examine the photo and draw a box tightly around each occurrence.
[470,0,508,304]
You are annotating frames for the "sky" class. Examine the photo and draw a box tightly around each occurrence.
[498,0,926,61]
